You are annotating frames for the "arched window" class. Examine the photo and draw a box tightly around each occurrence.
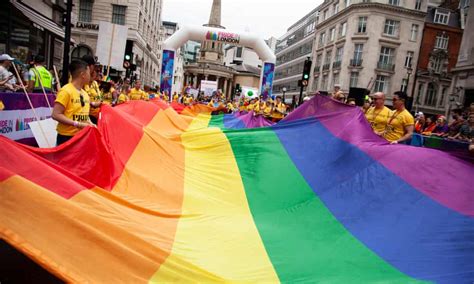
[424,83,437,107]
[71,45,93,60]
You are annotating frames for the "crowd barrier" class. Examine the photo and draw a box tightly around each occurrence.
[411,133,472,161]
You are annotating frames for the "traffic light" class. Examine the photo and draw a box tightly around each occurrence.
[123,53,132,69]
[301,58,312,86]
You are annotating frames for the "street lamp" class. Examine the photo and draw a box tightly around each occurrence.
[282,87,287,104]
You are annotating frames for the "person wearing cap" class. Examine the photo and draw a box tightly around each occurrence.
[28,55,53,93]
[0,54,16,92]
[383,91,414,144]
[365,92,391,135]
[81,55,102,124]
[52,60,94,146]
[331,84,345,102]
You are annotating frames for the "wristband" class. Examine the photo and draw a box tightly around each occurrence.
[73,121,79,127]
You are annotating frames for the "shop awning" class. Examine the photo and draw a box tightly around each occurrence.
[10,0,65,38]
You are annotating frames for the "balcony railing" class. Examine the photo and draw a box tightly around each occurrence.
[377,62,395,71]
[332,61,342,69]
[349,59,363,67]
[322,63,331,71]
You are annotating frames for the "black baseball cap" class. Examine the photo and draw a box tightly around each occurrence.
[81,55,99,66]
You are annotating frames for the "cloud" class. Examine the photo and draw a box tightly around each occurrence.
[162,0,323,39]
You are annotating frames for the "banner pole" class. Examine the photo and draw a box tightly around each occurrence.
[53,65,62,92]
[12,63,51,148]
[33,66,52,110]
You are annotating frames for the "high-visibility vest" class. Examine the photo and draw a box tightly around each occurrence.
[31,66,53,89]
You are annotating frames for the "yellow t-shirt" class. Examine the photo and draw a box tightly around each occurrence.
[0,100,4,111]
[272,102,286,119]
[102,87,115,105]
[173,94,179,102]
[55,83,90,136]
[226,102,235,111]
[263,106,273,116]
[383,109,415,142]
[117,93,129,104]
[129,88,148,101]
[185,96,193,105]
[365,106,391,134]
[84,81,101,117]
[246,103,256,112]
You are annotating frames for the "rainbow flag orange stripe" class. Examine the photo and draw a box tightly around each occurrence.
[1,96,473,283]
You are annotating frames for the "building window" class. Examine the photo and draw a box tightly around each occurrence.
[335,47,343,62]
[374,75,388,93]
[305,22,316,36]
[322,74,328,90]
[324,9,328,20]
[325,50,332,65]
[319,32,326,46]
[431,57,444,73]
[424,83,437,106]
[434,9,450,25]
[358,17,367,33]
[236,47,243,58]
[383,19,400,36]
[333,73,339,88]
[389,0,400,6]
[405,51,414,67]
[71,45,93,60]
[415,0,422,10]
[435,33,449,49]
[334,3,340,14]
[79,0,93,23]
[112,5,127,25]
[329,28,336,42]
[350,72,359,87]
[339,22,347,37]
[439,86,448,107]
[401,78,408,92]
[379,46,395,65]
[315,53,322,70]
[353,43,363,61]
[345,0,351,8]
[410,24,419,41]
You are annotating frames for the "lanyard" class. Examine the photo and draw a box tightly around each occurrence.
[388,110,402,125]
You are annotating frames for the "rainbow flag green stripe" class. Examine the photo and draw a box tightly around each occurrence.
[224,127,418,283]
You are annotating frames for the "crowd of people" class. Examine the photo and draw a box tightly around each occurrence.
[1,52,473,153]
[330,85,474,152]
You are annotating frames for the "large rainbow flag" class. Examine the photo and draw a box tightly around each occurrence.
[0,96,473,283]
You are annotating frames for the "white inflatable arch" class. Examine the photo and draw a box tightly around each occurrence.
[160,25,276,100]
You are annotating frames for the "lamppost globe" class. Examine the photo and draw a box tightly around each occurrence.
[282,87,287,92]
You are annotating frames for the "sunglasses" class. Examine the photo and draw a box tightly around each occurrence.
[79,94,85,107]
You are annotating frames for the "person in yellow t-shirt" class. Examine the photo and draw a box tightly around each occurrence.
[0,100,4,111]
[263,101,273,117]
[246,98,257,112]
[184,94,194,105]
[52,60,98,146]
[129,80,148,101]
[172,92,179,102]
[271,96,287,121]
[365,92,391,135]
[383,92,415,144]
[82,55,102,124]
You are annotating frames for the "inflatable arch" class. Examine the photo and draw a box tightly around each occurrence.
[160,25,276,100]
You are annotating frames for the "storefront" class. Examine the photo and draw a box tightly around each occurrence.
[0,0,66,68]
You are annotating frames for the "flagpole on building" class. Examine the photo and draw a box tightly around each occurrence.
[61,0,73,86]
